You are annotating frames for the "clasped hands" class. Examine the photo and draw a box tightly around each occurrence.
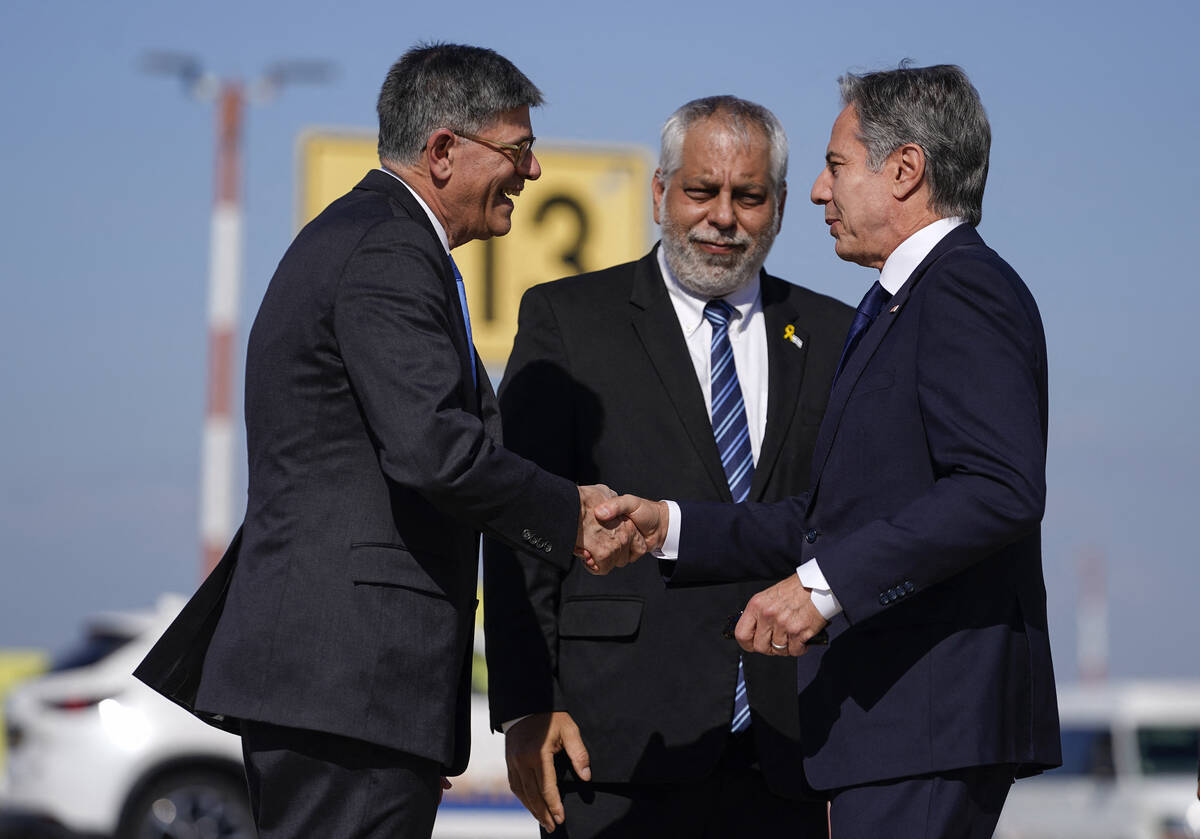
[574,487,670,574]
[576,490,827,655]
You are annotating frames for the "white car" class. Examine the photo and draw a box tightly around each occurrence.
[1,596,536,839]
[996,680,1200,839]
[2,595,253,838]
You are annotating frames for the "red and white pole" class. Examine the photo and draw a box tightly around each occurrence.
[200,82,244,576]
[1077,546,1108,683]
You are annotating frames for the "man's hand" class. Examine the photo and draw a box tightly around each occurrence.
[505,711,591,833]
[576,485,647,574]
[737,574,829,657]
[590,495,670,572]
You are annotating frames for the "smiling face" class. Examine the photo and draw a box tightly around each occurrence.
[445,105,541,246]
[653,117,784,297]
[810,105,903,269]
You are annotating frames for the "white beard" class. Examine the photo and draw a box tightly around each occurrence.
[659,205,779,298]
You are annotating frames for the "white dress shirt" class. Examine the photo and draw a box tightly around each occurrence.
[662,217,966,622]
[657,247,769,459]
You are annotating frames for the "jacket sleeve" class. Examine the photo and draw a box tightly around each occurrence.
[334,219,580,569]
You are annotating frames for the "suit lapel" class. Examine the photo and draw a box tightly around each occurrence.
[354,169,480,413]
[629,249,732,500]
[808,224,983,485]
[750,275,809,500]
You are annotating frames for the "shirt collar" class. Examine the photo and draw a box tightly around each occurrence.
[656,244,762,338]
[878,217,966,295]
[378,167,451,255]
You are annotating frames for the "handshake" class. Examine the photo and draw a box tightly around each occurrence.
[574,485,669,574]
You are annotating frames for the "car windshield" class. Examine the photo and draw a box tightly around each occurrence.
[1137,726,1200,775]
[50,630,132,672]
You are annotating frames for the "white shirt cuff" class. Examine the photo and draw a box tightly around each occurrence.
[501,714,531,733]
[653,500,681,559]
[797,558,842,620]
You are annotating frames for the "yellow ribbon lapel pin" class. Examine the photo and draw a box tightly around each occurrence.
[783,324,804,350]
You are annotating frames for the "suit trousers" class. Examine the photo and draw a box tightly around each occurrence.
[827,764,1014,839]
[241,720,442,839]
[547,732,828,839]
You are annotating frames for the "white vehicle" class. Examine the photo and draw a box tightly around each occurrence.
[996,680,1200,839]
[1,596,535,838]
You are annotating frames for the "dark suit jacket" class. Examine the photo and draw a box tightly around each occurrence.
[669,225,1062,790]
[483,248,853,796]
[135,170,579,775]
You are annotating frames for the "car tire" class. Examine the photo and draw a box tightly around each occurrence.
[115,769,257,839]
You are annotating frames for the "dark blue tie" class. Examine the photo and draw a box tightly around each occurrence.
[833,280,891,386]
[704,299,753,732]
[448,255,477,388]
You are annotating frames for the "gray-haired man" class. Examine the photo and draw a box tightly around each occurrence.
[484,95,852,837]
[134,42,638,839]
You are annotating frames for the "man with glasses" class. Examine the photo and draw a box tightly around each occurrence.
[135,42,640,839]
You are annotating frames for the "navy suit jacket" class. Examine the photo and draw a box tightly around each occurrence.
[669,224,1062,790]
[136,170,579,775]
[483,249,853,796]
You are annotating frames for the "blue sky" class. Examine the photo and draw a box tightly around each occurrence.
[1,0,1196,682]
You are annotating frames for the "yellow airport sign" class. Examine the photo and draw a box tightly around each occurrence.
[298,130,654,364]
[0,649,47,772]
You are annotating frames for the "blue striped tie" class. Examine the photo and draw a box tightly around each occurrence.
[448,255,477,388]
[704,299,754,733]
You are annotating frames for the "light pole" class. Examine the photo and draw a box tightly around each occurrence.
[144,53,334,577]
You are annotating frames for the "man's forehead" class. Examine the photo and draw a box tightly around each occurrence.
[825,107,863,159]
[679,124,772,178]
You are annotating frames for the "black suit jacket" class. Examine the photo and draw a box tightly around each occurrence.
[483,248,853,795]
[136,170,579,775]
[670,225,1062,790]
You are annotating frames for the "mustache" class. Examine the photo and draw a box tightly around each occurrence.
[688,231,752,248]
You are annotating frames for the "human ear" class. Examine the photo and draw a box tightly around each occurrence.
[892,143,925,200]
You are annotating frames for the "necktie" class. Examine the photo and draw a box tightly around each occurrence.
[448,255,477,388]
[832,280,891,386]
[704,299,754,733]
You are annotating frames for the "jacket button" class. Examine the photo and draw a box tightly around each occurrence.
[522,529,532,540]
[543,544,552,553]
[879,593,889,606]
[805,529,819,544]
[904,580,915,593]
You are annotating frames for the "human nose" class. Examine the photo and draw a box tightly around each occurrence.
[810,169,831,205]
[523,150,542,181]
[707,190,735,229]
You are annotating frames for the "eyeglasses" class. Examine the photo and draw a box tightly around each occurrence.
[452,129,536,169]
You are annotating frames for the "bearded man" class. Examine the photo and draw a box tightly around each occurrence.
[483,96,853,838]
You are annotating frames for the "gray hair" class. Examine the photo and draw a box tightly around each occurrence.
[839,64,990,226]
[658,95,788,193]
[377,42,544,165]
